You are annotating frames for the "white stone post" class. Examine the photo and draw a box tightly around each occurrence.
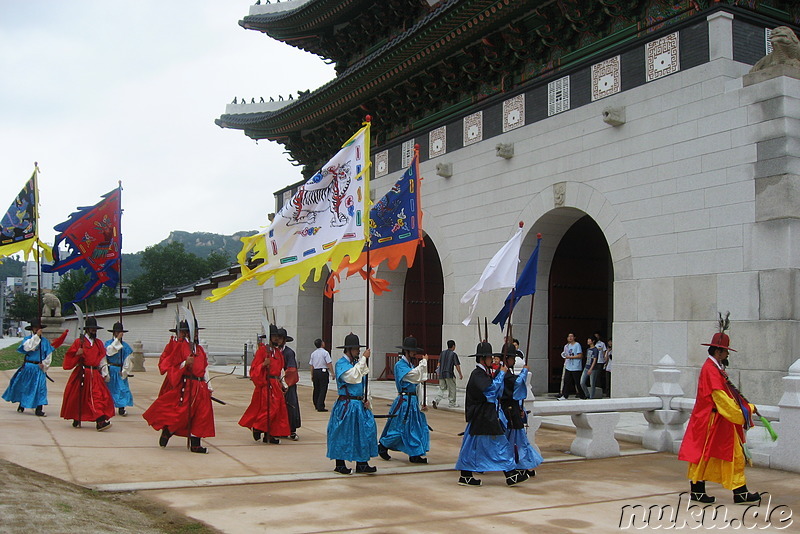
[642,355,689,452]
[771,359,800,473]
[130,340,146,372]
[526,415,543,455]
[570,412,621,458]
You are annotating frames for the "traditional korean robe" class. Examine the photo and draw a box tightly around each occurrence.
[60,336,115,422]
[2,334,57,409]
[239,344,291,437]
[678,357,755,490]
[281,344,301,434]
[455,365,516,472]
[326,354,378,462]
[104,338,134,408]
[142,343,215,438]
[499,367,543,471]
[378,355,430,457]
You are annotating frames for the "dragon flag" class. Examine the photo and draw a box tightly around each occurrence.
[44,186,122,302]
[325,148,422,297]
[0,165,53,262]
[208,120,371,302]
[461,223,524,326]
[491,233,542,329]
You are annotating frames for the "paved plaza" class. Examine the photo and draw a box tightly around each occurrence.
[0,339,797,533]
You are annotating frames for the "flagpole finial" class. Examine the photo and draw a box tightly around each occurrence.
[365,115,372,123]
[519,221,524,228]
[537,233,542,239]
[414,144,420,151]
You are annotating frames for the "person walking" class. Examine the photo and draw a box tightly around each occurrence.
[104,322,134,416]
[239,326,291,444]
[432,340,462,409]
[61,317,115,431]
[276,327,301,440]
[326,333,378,475]
[2,321,67,416]
[309,338,333,412]
[678,315,762,504]
[583,336,601,399]
[378,336,430,464]
[455,341,530,487]
[499,349,543,478]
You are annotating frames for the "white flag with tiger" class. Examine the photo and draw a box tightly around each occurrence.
[209,121,371,302]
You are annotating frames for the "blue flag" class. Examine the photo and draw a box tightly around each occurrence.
[492,235,541,329]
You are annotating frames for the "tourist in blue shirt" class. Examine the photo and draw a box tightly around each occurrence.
[326,333,378,474]
[378,336,430,464]
[557,333,586,400]
[105,322,134,416]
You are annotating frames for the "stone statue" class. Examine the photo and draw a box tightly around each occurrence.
[750,26,800,73]
[41,289,61,317]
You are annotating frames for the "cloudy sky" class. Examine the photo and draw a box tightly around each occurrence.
[0,1,334,254]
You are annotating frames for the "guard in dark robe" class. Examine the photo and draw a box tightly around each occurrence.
[499,345,542,477]
[455,341,529,487]
[277,327,301,440]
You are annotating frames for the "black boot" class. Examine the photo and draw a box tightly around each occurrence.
[72,420,81,428]
[505,469,529,486]
[690,481,716,503]
[733,485,761,504]
[96,417,112,431]
[378,444,391,461]
[16,405,24,413]
[355,461,377,474]
[264,434,280,444]
[333,460,352,475]
[35,406,46,417]
[118,407,126,416]
[159,427,172,448]
[252,429,263,442]
[458,470,482,486]
[409,455,428,464]
[189,436,207,454]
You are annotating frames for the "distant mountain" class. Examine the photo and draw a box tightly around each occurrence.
[120,230,257,280]
[0,256,24,279]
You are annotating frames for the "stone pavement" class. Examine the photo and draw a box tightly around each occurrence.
[0,356,798,533]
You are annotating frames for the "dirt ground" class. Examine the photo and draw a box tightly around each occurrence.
[0,458,219,534]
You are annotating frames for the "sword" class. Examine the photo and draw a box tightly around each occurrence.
[210,396,227,405]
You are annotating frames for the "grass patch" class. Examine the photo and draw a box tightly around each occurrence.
[0,344,67,371]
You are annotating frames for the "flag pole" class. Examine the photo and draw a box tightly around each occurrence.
[33,163,44,327]
[363,115,372,401]
[117,181,123,325]
[524,234,541,366]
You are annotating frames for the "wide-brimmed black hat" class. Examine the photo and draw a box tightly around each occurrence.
[276,327,294,343]
[500,342,521,359]
[169,320,190,333]
[471,341,499,361]
[108,322,128,333]
[336,333,366,349]
[85,317,104,330]
[396,336,423,352]
[25,320,47,331]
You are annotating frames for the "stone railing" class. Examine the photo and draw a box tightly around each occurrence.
[525,355,800,474]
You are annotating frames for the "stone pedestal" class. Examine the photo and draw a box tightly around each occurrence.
[771,359,800,472]
[570,412,621,459]
[40,316,66,343]
[131,340,146,372]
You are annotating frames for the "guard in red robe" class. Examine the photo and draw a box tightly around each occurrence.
[61,317,115,430]
[157,323,190,396]
[678,316,761,504]
[142,320,215,453]
[238,327,291,444]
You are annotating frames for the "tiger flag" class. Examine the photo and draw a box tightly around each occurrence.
[0,165,53,263]
[43,186,122,302]
[325,148,422,297]
[208,120,371,302]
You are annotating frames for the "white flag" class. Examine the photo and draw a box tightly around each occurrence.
[460,226,523,326]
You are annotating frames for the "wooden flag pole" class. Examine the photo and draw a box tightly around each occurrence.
[117,181,124,325]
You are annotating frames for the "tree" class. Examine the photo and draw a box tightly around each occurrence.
[127,242,229,305]
[7,292,38,322]
[56,270,121,315]
[206,250,232,273]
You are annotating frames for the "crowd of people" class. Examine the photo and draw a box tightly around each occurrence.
[2,317,763,497]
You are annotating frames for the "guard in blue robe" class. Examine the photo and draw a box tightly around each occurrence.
[378,336,430,463]
[499,347,543,476]
[326,333,378,475]
[105,322,134,415]
[2,322,58,416]
[455,341,530,487]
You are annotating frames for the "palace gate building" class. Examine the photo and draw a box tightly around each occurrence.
[199,0,800,403]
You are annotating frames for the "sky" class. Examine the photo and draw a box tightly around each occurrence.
[0,1,335,254]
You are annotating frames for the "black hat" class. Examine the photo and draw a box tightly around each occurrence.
[25,320,46,331]
[108,322,128,333]
[276,327,294,343]
[85,317,103,330]
[397,336,423,352]
[336,333,366,349]
[471,341,498,362]
[169,320,190,333]
[500,343,520,359]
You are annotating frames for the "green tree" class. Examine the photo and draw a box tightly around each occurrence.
[56,270,121,315]
[127,242,227,305]
[7,292,38,321]
[206,250,231,273]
